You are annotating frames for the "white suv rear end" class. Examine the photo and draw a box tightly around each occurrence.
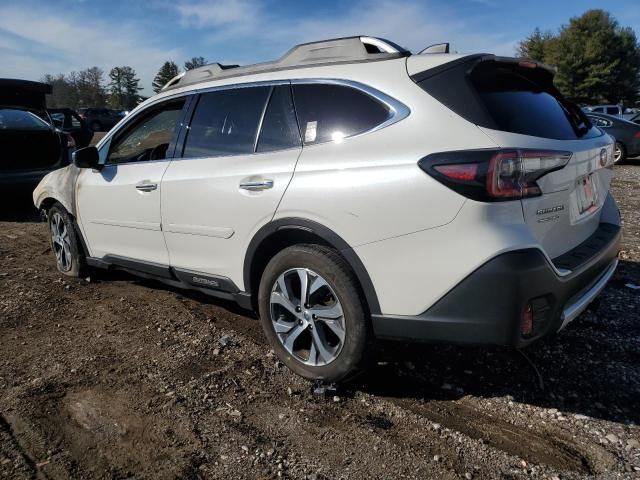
[34,37,621,382]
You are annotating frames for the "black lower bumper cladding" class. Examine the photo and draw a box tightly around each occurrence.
[372,222,621,348]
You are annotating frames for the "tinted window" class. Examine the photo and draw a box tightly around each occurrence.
[183,87,271,158]
[292,84,391,144]
[70,112,82,128]
[0,108,50,130]
[470,62,599,140]
[257,85,301,152]
[107,99,184,164]
[606,107,619,115]
[49,112,65,128]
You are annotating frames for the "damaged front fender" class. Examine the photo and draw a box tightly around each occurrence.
[32,164,81,216]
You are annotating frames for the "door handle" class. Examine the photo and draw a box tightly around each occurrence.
[135,182,158,192]
[239,179,274,191]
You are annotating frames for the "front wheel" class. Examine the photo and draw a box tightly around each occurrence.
[258,244,374,382]
[614,141,626,164]
[48,203,86,277]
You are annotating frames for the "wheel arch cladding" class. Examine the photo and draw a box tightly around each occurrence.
[243,218,381,315]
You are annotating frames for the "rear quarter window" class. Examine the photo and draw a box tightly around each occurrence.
[292,83,391,144]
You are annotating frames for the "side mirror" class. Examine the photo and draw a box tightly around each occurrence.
[73,146,101,170]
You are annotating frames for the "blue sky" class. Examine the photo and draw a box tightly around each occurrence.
[1,0,638,94]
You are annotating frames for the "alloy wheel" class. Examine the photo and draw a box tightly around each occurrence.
[614,143,623,163]
[50,212,72,272]
[269,268,345,366]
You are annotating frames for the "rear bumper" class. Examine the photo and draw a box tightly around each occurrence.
[371,221,621,348]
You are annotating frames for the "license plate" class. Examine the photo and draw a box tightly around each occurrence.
[577,174,598,214]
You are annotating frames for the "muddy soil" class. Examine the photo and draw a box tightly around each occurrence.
[1,163,639,479]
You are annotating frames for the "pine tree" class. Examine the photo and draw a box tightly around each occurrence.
[152,61,180,93]
[184,56,208,70]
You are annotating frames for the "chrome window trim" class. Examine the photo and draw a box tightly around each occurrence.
[97,78,410,161]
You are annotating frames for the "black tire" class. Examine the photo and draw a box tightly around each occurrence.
[47,203,86,277]
[258,244,374,382]
[614,141,626,164]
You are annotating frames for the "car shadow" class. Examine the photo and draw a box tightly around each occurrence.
[353,258,639,425]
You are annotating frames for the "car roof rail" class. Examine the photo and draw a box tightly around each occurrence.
[419,43,450,54]
[162,36,410,91]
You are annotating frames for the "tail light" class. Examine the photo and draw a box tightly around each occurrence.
[419,149,572,201]
[634,131,640,139]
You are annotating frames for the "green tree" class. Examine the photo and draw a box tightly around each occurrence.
[41,73,79,108]
[152,61,180,93]
[108,66,142,110]
[517,10,640,105]
[75,67,107,107]
[184,56,207,70]
[516,28,555,62]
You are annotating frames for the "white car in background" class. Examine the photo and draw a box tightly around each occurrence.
[34,36,621,382]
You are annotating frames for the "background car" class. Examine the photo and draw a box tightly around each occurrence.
[48,107,93,148]
[586,112,640,163]
[583,105,637,120]
[78,107,123,132]
[0,79,74,191]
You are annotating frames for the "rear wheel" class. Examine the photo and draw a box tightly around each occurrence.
[614,141,626,164]
[48,203,86,277]
[258,244,374,382]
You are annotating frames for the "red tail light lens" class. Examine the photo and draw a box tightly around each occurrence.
[634,131,640,139]
[419,149,572,202]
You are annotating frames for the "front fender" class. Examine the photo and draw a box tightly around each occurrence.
[32,165,81,215]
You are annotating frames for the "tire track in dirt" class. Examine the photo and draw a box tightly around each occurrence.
[387,397,615,475]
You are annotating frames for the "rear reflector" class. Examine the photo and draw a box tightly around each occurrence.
[419,149,572,202]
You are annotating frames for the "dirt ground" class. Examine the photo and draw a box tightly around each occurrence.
[1,163,639,480]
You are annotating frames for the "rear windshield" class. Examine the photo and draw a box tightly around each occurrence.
[0,108,51,131]
[415,58,600,141]
[471,62,598,140]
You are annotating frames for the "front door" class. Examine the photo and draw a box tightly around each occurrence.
[161,84,302,288]
[76,97,187,265]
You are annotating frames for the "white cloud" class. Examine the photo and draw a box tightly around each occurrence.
[167,0,519,61]
[0,5,183,94]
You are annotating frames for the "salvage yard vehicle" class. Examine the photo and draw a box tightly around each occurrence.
[48,107,94,148]
[33,37,621,382]
[586,113,640,163]
[0,79,75,191]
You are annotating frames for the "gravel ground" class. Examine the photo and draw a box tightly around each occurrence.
[0,162,639,479]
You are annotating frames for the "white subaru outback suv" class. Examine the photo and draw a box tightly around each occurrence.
[34,37,621,382]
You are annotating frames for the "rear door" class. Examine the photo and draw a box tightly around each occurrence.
[160,83,302,287]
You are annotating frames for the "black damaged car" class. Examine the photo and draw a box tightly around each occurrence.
[0,79,75,191]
